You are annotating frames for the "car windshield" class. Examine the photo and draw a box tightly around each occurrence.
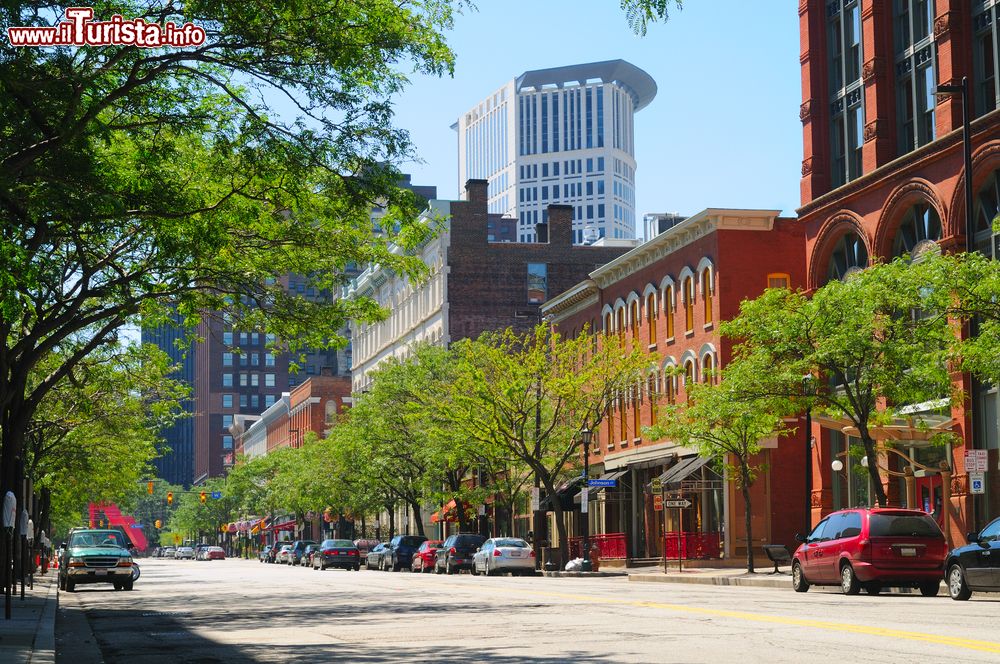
[326,540,354,547]
[398,536,424,547]
[870,513,942,538]
[69,531,126,548]
[493,538,529,548]
[454,535,485,546]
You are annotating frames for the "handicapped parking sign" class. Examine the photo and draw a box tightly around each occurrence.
[970,472,985,495]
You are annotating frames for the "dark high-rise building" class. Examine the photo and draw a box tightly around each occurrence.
[141,312,195,487]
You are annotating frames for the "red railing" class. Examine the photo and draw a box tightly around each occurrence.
[662,531,722,559]
[568,532,628,559]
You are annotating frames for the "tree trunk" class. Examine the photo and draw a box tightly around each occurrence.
[408,499,425,537]
[387,506,395,539]
[740,464,755,574]
[859,431,888,507]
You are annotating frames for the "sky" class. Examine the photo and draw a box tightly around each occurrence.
[389,0,804,235]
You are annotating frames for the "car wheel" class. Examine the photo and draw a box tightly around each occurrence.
[791,562,809,593]
[446,560,454,575]
[391,557,400,572]
[58,576,66,591]
[354,565,360,571]
[411,562,419,573]
[840,563,860,595]
[471,563,479,576]
[123,579,134,591]
[919,581,940,597]
[65,580,75,593]
[864,582,882,595]
[113,582,122,591]
[435,560,444,575]
[948,564,972,601]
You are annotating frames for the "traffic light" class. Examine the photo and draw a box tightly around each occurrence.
[199,491,207,504]
[155,519,162,529]
[166,492,173,505]
[147,481,154,494]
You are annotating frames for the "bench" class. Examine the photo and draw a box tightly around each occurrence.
[762,544,791,575]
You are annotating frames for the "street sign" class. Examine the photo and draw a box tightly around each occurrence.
[965,449,988,474]
[530,487,540,512]
[650,478,662,493]
[665,499,692,509]
[588,479,617,488]
[580,488,589,514]
[211,491,222,500]
[653,495,663,511]
[970,472,986,495]
[129,524,143,529]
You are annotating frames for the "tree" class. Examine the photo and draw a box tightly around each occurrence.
[721,257,957,508]
[25,343,187,536]
[447,325,651,559]
[1,0,460,530]
[621,0,684,35]
[936,250,1000,384]
[646,372,790,573]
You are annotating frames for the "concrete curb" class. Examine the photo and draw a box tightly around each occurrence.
[543,570,629,578]
[30,576,56,664]
[629,572,792,589]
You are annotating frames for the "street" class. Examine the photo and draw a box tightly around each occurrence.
[56,558,1000,663]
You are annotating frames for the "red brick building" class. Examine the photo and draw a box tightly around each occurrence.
[542,209,808,562]
[798,0,1000,540]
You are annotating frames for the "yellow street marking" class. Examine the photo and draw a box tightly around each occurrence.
[446,582,1000,654]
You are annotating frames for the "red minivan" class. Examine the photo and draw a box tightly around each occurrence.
[792,508,947,596]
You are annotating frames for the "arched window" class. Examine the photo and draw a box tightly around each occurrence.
[701,268,713,325]
[646,292,657,345]
[630,299,640,341]
[975,169,1000,256]
[701,353,714,383]
[664,371,676,404]
[647,371,658,423]
[604,312,613,336]
[619,393,627,442]
[825,230,869,283]
[664,285,675,339]
[616,307,626,338]
[684,359,695,387]
[683,277,695,332]
[892,203,941,258]
[632,381,641,441]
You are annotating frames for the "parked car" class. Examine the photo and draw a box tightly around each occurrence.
[195,544,211,560]
[944,516,1000,600]
[365,543,390,570]
[205,546,226,561]
[435,533,486,574]
[385,535,428,572]
[174,546,195,560]
[472,537,536,576]
[313,539,361,571]
[792,508,947,596]
[300,544,321,567]
[411,540,443,573]
[267,544,285,564]
[258,545,273,563]
[354,539,379,556]
[58,528,136,592]
[286,540,318,566]
[276,544,292,564]
[161,546,176,558]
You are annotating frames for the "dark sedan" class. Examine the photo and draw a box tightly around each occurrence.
[435,533,486,574]
[300,544,322,567]
[945,517,1000,600]
[365,542,390,570]
[386,535,428,572]
[313,539,361,571]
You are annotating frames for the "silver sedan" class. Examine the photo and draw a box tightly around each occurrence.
[472,538,536,577]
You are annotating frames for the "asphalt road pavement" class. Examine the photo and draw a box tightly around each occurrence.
[56,557,1000,663]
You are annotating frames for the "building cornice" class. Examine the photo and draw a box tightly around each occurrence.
[541,280,599,318]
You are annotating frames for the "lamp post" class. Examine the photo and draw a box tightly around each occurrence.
[802,374,815,536]
[580,426,593,572]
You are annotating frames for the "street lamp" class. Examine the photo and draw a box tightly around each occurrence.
[579,426,593,573]
[936,77,975,253]
[802,374,815,536]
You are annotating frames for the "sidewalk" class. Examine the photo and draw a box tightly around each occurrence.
[0,573,57,664]
[627,563,794,590]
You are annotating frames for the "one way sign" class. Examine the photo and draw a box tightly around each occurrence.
[664,499,691,508]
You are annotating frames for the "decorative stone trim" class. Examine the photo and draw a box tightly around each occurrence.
[799,99,812,122]
[933,13,952,39]
[801,157,814,176]
[863,118,884,143]
[861,57,883,84]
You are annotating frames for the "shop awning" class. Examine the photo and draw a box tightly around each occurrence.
[655,456,711,487]
[268,519,296,532]
[813,410,958,443]
[540,475,586,511]
[431,499,470,524]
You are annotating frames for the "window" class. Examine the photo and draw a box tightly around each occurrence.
[265,394,276,408]
[664,371,676,403]
[825,231,869,283]
[251,352,260,366]
[767,273,791,289]
[222,352,233,367]
[240,394,248,408]
[251,333,259,345]
[239,332,248,344]
[619,394,627,442]
[265,353,275,367]
[701,269,713,325]
[222,414,233,429]
[894,0,937,154]
[222,435,233,450]
[683,277,695,332]
[974,169,1000,256]
[265,333,276,345]
[239,373,248,387]
[702,354,714,383]
[632,387,641,439]
[646,293,657,345]
[630,300,640,341]
[974,3,999,117]
[222,373,233,387]
[222,394,233,408]
[604,312,613,335]
[664,285,675,338]
[223,332,233,345]
[684,360,695,387]
[265,373,276,387]
[240,352,248,366]
[250,373,259,387]
[250,394,259,408]
[616,307,626,337]
[892,203,942,258]
[648,373,658,423]
[527,263,547,304]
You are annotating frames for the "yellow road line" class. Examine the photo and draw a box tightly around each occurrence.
[450,582,1000,654]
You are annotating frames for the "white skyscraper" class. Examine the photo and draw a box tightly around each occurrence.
[454,59,656,243]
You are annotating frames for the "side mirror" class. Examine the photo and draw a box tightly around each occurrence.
[966,531,980,545]
[794,533,807,543]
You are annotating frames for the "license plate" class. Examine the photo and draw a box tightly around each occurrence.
[509,551,522,557]
[95,570,109,575]
[900,547,917,557]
